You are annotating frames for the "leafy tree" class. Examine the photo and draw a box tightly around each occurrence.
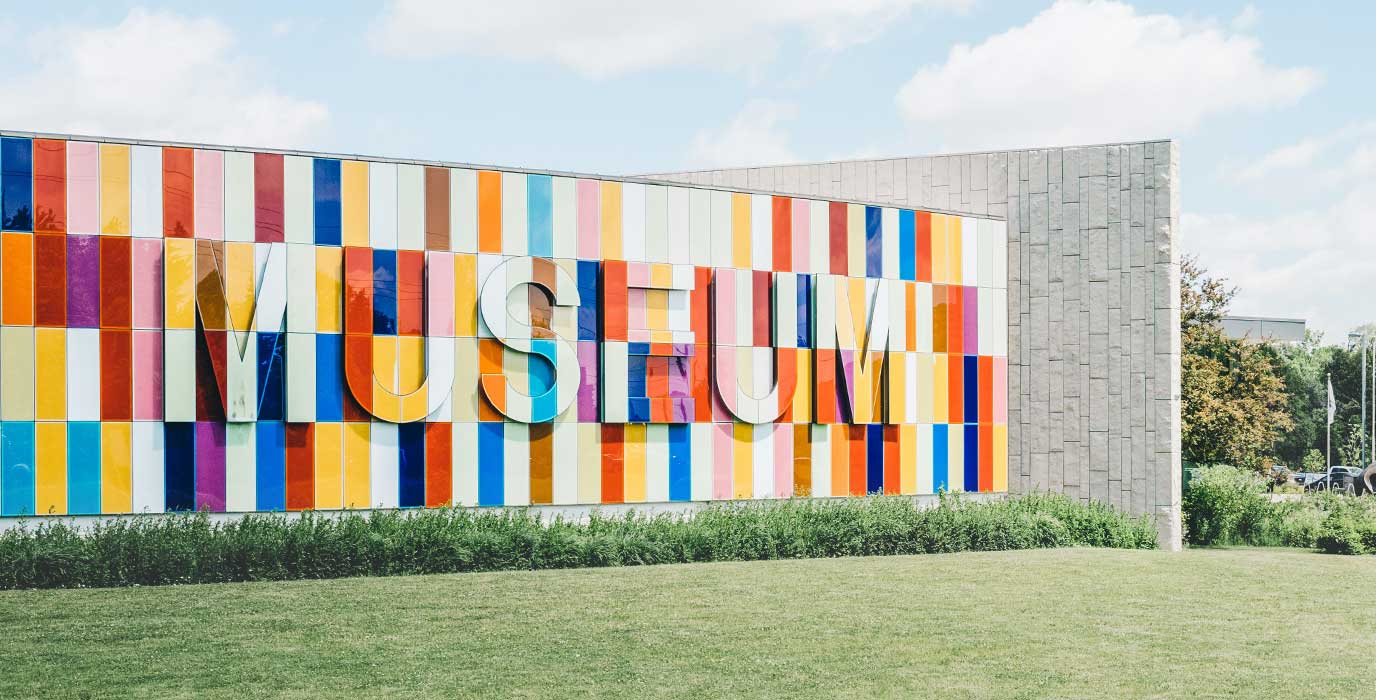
[1179,256,1293,471]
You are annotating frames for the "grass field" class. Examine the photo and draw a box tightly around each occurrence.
[3,548,1373,699]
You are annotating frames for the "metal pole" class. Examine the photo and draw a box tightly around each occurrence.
[1328,372,1333,470]
[1363,334,1368,465]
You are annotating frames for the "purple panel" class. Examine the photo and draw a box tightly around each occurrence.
[577,340,598,422]
[962,286,978,354]
[194,421,227,512]
[67,234,101,327]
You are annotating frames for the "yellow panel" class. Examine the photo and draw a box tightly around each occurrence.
[1,326,35,421]
[101,422,132,513]
[225,242,255,332]
[576,423,601,503]
[315,246,343,333]
[341,160,369,246]
[397,335,425,394]
[930,215,948,284]
[948,216,962,285]
[645,289,668,331]
[792,349,811,423]
[623,423,646,503]
[732,423,751,499]
[99,144,131,235]
[164,238,196,329]
[847,203,864,278]
[932,354,948,424]
[314,422,343,510]
[731,193,750,268]
[916,353,934,423]
[35,422,66,516]
[900,424,917,495]
[599,181,622,260]
[452,337,480,422]
[650,263,672,288]
[887,352,906,425]
[35,328,66,420]
[372,336,401,420]
[829,424,848,497]
[343,421,371,508]
[454,254,478,337]
[993,424,1008,492]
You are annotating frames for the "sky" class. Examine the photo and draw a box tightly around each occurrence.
[0,0,1371,342]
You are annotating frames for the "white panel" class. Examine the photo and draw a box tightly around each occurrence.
[991,219,1008,289]
[689,188,711,267]
[993,294,1009,356]
[286,333,316,423]
[552,177,577,259]
[369,162,398,250]
[501,171,527,256]
[645,424,669,503]
[475,254,501,338]
[130,422,165,513]
[915,282,933,354]
[621,182,645,263]
[397,164,424,250]
[905,353,919,423]
[285,243,316,332]
[916,424,934,495]
[254,243,287,333]
[643,184,667,264]
[962,217,979,286]
[810,425,831,498]
[453,422,478,506]
[130,145,162,238]
[552,420,578,505]
[690,422,713,502]
[451,168,478,253]
[225,331,257,421]
[809,200,829,275]
[370,421,400,508]
[284,155,313,244]
[224,423,256,512]
[977,291,991,354]
[667,186,690,265]
[750,193,771,271]
[710,190,732,269]
[977,219,996,290]
[223,151,254,242]
[425,336,454,422]
[751,422,774,499]
[503,423,530,506]
[67,328,101,421]
[882,208,900,279]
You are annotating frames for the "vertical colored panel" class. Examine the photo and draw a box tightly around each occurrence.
[100,421,132,513]
[67,142,99,235]
[1,327,36,421]
[398,421,425,508]
[1,422,36,516]
[343,421,371,507]
[35,422,66,516]
[99,144,130,235]
[864,206,882,278]
[286,423,315,510]
[194,422,226,511]
[133,330,164,420]
[162,147,194,237]
[866,423,884,495]
[34,139,65,234]
[668,424,690,502]
[964,354,980,425]
[600,424,624,503]
[599,181,622,261]
[425,167,451,251]
[34,233,67,326]
[314,422,343,509]
[478,422,505,506]
[313,158,342,246]
[527,174,553,258]
[2,137,33,231]
[425,422,453,507]
[255,421,286,511]
[477,170,501,253]
[66,235,100,327]
[915,211,932,283]
[771,196,792,272]
[2,232,34,325]
[341,160,368,246]
[99,236,132,328]
[254,153,285,242]
[899,210,915,281]
[529,422,554,505]
[932,424,948,492]
[964,421,979,493]
[194,150,224,239]
[100,329,133,420]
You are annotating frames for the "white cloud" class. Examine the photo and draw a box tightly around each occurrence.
[895,0,1320,150]
[686,100,799,169]
[1232,4,1260,31]
[0,9,328,148]
[1228,121,1376,184]
[371,0,970,79]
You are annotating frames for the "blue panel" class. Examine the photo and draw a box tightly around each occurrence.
[576,260,599,341]
[795,273,811,348]
[527,174,553,258]
[162,422,195,512]
[627,398,651,423]
[964,424,979,492]
[1,137,33,232]
[866,423,884,495]
[864,206,882,278]
[477,423,504,506]
[529,338,556,421]
[627,355,647,397]
[315,333,344,422]
[313,158,342,246]
[932,424,948,493]
[964,354,979,424]
[257,332,285,421]
[668,425,691,501]
[68,422,103,514]
[372,249,397,335]
[398,421,426,508]
[1,422,36,516]
[255,421,286,511]
[899,210,915,281]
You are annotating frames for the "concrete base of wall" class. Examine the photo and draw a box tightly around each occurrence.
[1156,505,1183,552]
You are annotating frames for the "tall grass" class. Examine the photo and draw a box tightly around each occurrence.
[0,493,1157,589]
[1183,464,1376,553]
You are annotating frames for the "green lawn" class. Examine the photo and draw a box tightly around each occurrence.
[2,548,1373,699]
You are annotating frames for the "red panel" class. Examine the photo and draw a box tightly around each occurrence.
[477,338,503,422]
[34,233,66,326]
[342,334,374,414]
[425,422,453,507]
[979,424,993,493]
[254,153,284,242]
[99,236,132,329]
[777,347,796,423]
[932,285,947,354]
[343,247,373,335]
[947,353,963,424]
[847,425,866,497]
[691,266,711,342]
[751,271,770,347]
[883,425,900,495]
[828,202,847,275]
[914,211,932,283]
[600,425,624,504]
[285,423,315,510]
[162,147,194,238]
[195,330,227,421]
[601,260,627,341]
[33,139,66,234]
[691,343,711,422]
[814,350,837,424]
[947,285,963,355]
[100,328,133,420]
[396,250,424,336]
[771,196,791,272]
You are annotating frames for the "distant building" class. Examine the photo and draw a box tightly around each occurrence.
[1220,316,1306,344]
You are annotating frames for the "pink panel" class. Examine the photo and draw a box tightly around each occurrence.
[712,348,734,422]
[426,252,455,337]
[131,239,164,329]
[712,270,735,346]
[773,426,792,498]
[133,330,164,420]
[791,198,809,272]
[993,356,1008,423]
[627,288,647,333]
[712,423,733,500]
[67,142,100,235]
[576,179,599,259]
[194,150,224,240]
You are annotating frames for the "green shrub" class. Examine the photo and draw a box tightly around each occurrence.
[0,493,1157,590]
[1182,465,1376,553]
[1182,465,1272,545]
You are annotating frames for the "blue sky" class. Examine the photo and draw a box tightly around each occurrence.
[2,1,1372,340]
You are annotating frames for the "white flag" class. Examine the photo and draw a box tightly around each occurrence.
[1328,376,1336,426]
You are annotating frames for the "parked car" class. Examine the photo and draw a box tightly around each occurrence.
[1304,466,1365,493]
[1293,472,1324,488]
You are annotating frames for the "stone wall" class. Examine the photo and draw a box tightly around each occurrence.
[645,141,1183,548]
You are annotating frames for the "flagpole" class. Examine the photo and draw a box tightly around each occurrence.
[1327,372,1333,469]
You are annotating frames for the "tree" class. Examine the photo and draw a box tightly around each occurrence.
[1179,256,1293,471]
